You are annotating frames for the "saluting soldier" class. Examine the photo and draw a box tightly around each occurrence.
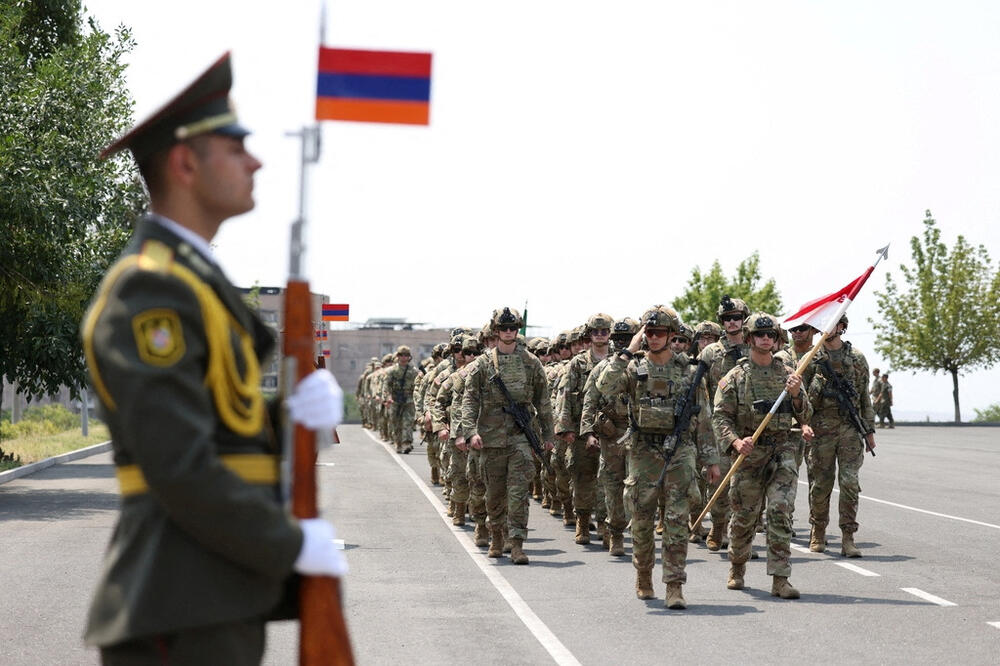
[81,54,345,662]
[713,313,812,599]
[596,306,720,609]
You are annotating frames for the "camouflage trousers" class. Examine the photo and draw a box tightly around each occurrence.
[599,437,628,533]
[548,440,573,509]
[389,403,415,445]
[567,439,601,514]
[482,439,534,541]
[378,404,390,440]
[440,439,453,491]
[706,451,732,530]
[727,440,798,577]
[466,447,487,523]
[426,431,441,473]
[447,441,470,504]
[540,448,556,501]
[624,440,697,583]
[806,422,865,533]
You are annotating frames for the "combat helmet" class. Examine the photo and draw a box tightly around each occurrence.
[381,353,394,364]
[640,305,681,332]
[694,320,723,341]
[431,343,448,358]
[492,306,523,330]
[586,312,614,335]
[395,345,412,357]
[460,334,481,355]
[675,323,694,342]
[746,312,780,337]
[717,294,750,321]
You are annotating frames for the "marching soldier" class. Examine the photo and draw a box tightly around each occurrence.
[713,313,812,599]
[596,306,720,609]
[697,295,751,552]
[382,346,419,453]
[81,53,345,662]
[801,314,877,557]
[460,307,555,564]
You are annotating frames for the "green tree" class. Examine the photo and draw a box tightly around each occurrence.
[973,403,1000,423]
[870,211,1000,422]
[672,252,783,325]
[1,0,144,399]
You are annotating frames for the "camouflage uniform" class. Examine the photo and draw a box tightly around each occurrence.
[712,313,812,593]
[461,317,554,560]
[431,341,478,526]
[381,347,419,453]
[697,321,749,547]
[801,331,875,551]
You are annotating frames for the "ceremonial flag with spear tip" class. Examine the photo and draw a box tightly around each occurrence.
[690,245,889,532]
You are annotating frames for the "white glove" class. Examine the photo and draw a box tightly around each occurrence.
[294,518,348,577]
[287,369,343,430]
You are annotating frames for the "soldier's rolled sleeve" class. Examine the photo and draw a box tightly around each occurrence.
[93,271,301,577]
[430,374,452,432]
[711,381,740,452]
[532,359,555,441]
[459,360,483,439]
[555,362,578,434]
[579,373,600,437]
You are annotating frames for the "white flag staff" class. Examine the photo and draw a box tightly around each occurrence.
[690,245,889,532]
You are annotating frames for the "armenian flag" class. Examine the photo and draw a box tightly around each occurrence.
[322,304,350,321]
[316,47,432,125]
[314,329,328,342]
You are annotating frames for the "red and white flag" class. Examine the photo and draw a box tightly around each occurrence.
[783,245,889,334]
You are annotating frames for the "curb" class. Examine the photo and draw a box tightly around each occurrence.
[0,441,112,486]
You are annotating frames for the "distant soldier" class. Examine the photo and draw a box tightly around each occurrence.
[801,314,877,557]
[461,307,555,564]
[597,306,720,608]
[713,313,812,599]
[876,373,894,428]
[382,346,419,453]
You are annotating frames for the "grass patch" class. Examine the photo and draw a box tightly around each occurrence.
[1,424,110,471]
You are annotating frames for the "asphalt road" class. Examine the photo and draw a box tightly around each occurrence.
[1,426,998,665]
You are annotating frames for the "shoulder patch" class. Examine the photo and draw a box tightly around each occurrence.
[132,308,185,367]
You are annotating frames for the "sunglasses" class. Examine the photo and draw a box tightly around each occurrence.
[790,325,812,333]
[720,314,744,323]
[670,337,689,344]
[497,324,519,333]
[591,328,610,336]
[645,329,670,338]
[752,331,779,340]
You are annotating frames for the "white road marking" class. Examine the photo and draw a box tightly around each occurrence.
[316,462,336,467]
[364,430,581,666]
[835,562,880,577]
[987,621,1000,630]
[797,481,1000,530]
[901,588,957,607]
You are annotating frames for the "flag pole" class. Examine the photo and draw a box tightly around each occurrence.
[689,244,889,532]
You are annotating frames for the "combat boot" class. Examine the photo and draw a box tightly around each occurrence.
[727,563,745,590]
[532,481,543,501]
[548,499,562,516]
[473,521,489,547]
[841,531,862,558]
[635,569,655,600]
[771,576,800,599]
[706,524,724,552]
[452,502,466,527]
[655,515,665,536]
[447,500,455,518]
[809,525,826,553]
[510,538,529,565]
[563,500,575,527]
[665,582,686,610]
[610,532,625,557]
[487,525,504,558]
[598,522,610,550]
[430,466,440,485]
[503,527,512,553]
[541,492,551,509]
[575,512,592,545]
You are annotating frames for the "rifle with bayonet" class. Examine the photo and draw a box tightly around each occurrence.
[816,355,875,456]
[489,372,552,472]
[655,359,709,486]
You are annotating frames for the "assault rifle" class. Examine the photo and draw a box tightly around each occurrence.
[816,356,876,457]
[489,372,552,472]
[656,360,709,486]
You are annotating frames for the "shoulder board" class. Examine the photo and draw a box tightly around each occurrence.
[138,239,175,271]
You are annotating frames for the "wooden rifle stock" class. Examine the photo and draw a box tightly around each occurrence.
[284,280,354,666]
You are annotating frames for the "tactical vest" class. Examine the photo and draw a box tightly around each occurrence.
[633,357,688,435]
[733,359,795,437]
[810,343,863,412]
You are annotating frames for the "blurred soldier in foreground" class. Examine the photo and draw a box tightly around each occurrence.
[82,53,345,663]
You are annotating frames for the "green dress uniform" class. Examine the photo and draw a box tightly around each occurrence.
[81,217,302,654]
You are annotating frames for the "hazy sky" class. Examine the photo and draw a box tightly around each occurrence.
[82,1,1000,419]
